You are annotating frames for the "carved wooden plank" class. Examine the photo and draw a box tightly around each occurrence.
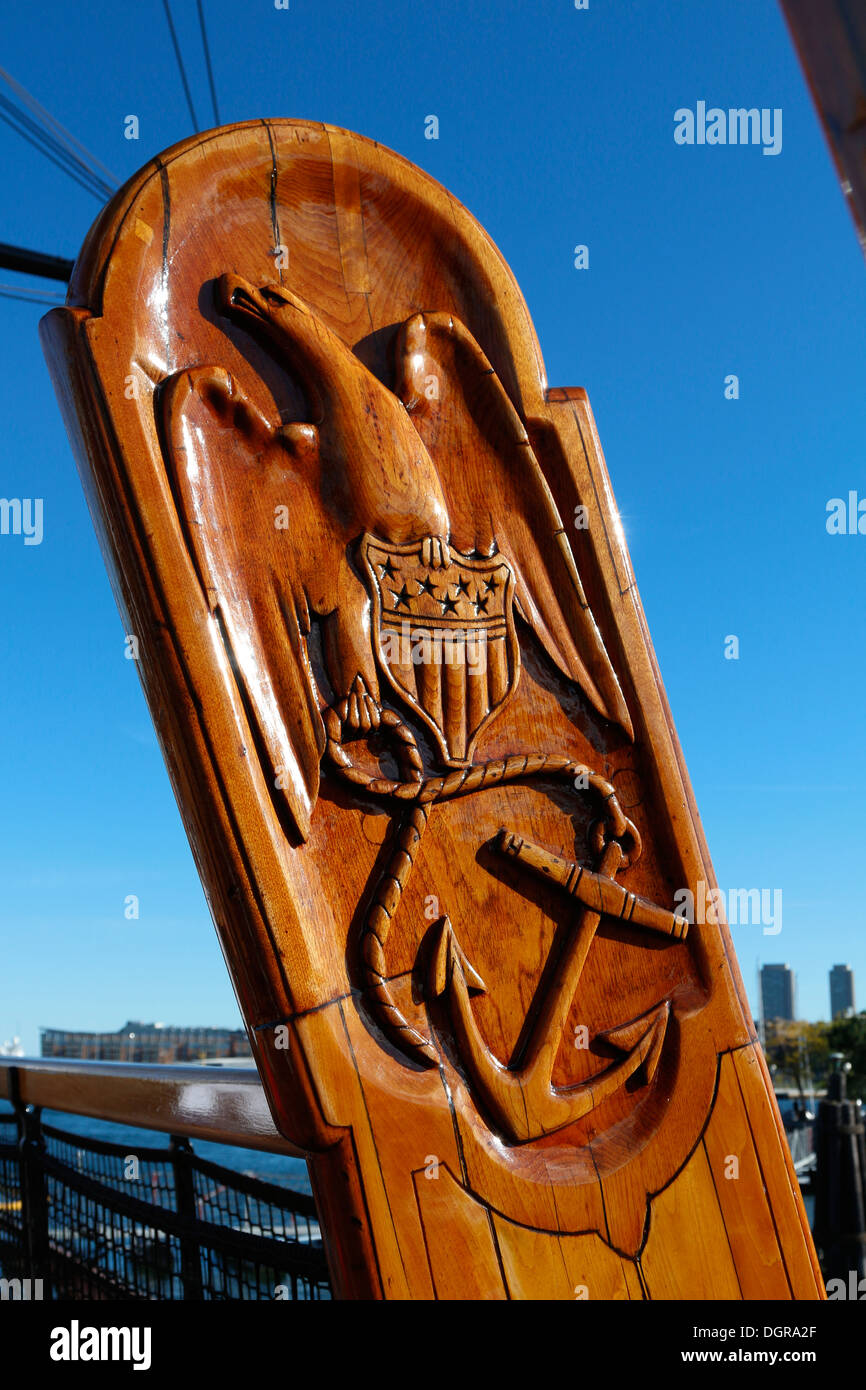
[415,1167,508,1301]
[704,1055,791,1298]
[731,1044,825,1297]
[40,119,822,1300]
[492,1217,638,1302]
[641,1142,743,1301]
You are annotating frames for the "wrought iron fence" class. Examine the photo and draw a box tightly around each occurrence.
[0,1064,331,1301]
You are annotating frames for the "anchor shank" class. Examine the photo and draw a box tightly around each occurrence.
[517,840,623,1085]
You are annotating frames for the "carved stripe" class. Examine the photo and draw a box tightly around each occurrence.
[416,633,443,732]
[442,633,466,760]
[487,633,509,706]
[466,630,489,734]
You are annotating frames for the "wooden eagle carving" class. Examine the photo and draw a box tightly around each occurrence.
[161,274,632,841]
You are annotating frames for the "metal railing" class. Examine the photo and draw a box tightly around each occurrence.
[787,1121,818,1183]
[0,1059,331,1301]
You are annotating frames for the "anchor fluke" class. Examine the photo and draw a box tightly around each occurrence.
[599,1001,670,1086]
[429,917,487,999]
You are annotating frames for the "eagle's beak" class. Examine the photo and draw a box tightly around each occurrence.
[216,273,271,325]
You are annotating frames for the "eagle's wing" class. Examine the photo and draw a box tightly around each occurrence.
[160,367,326,840]
[395,314,633,740]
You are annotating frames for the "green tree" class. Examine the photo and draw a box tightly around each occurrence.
[762,1019,831,1092]
[826,1012,866,1099]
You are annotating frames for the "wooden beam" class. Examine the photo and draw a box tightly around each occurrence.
[781,0,866,254]
[0,1059,303,1155]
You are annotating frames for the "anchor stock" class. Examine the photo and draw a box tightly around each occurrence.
[496,830,690,941]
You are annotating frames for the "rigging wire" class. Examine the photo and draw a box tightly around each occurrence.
[0,282,66,305]
[0,65,118,194]
[0,98,113,202]
[162,0,200,132]
[197,0,220,127]
[0,13,221,302]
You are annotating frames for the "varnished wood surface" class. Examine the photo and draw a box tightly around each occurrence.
[0,1058,302,1155]
[41,119,822,1299]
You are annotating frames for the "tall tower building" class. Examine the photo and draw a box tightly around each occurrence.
[760,963,796,1023]
[829,964,855,1020]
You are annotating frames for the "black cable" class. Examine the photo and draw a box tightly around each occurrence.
[162,0,200,132]
[0,243,73,282]
[197,0,220,127]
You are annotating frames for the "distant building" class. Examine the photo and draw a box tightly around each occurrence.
[40,1020,251,1064]
[829,965,855,1020]
[761,964,796,1023]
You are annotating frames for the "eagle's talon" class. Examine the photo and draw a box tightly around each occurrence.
[342,675,383,734]
[421,535,450,570]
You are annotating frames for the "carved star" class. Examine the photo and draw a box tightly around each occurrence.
[390,584,413,610]
[417,574,438,599]
[454,575,471,596]
[440,593,459,616]
[483,575,499,593]
[472,591,490,615]
[378,557,397,580]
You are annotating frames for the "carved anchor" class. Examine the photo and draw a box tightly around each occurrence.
[428,832,690,1144]
[325,696,690,1140]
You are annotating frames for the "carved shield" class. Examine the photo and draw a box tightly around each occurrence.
[360,535,519,766]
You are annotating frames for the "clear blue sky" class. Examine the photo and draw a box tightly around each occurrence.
[1,0,864,1053]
